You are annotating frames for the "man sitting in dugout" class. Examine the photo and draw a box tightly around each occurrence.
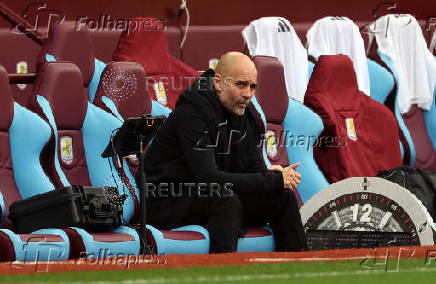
[142,51,306,253]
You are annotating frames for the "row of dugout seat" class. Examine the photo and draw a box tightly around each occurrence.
[0,63,140,262]
[2,17,434,173]
[1,19,289,261]
[0,19,339,260]
[1,19,434,102]
[1,16,435,261]
[0,57,280,262]
[28,18,434,174]
[242,15,435,175]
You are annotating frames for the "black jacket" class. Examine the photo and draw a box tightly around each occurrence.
[143,69,284,227]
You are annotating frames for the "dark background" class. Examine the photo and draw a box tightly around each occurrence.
[1,0,435,27]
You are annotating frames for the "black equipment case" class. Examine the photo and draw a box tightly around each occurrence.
[9,185,123,233]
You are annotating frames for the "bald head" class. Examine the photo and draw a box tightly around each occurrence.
[215,52,256,79]
[213,52,257,116]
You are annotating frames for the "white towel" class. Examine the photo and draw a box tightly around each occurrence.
[306,16,371,96]
[242,17,308,103]
[370,14,436,114]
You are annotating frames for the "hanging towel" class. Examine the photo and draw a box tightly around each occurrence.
[306,16,371,96]
[242,17,308,103]
[369,14,436,114]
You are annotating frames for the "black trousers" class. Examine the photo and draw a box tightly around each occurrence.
[176,190,307,253]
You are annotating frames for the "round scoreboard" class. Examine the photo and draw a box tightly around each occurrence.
[300,177,435,246]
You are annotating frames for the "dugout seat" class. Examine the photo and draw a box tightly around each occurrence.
[92,61,274,253]
[36,20,185,106]
[369,15,436,171]
[292,22,313,46]
[0,65,70,262]
[31,62,92,186]
[88,30,123,64]
[36,21,106,103]
[113,17,198,110]
[366,56,415,165]
[304,55,402,182]
[32,61,139,223]
[93,61,171,122]
[305,16,414,165]
[252,56,329,203]
[144,225,275,254]
[181,25,246,71]
[88,26,183,63]
[92,61,170,178]
[0,28,42,107]
[28,61,141,258]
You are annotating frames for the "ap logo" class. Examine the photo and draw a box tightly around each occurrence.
[10,2,65,39]
[360,2,413,37]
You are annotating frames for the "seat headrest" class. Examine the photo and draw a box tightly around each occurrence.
[306,54,360,110]
[253,56,288,124]
[112,17,171,74]
[38,21,95,85]
[33,62,88,130]
[94,61,151,118]
[0,65,14,131]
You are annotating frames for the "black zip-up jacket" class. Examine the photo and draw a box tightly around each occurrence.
[143,69,284,227]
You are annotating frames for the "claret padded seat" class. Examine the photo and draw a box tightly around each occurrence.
[92,61,170,178]
[89,26,182,63]
[180,25,246,71]
[28,61,141,259]
[93,61,276,254]
[112,17,198,110]
[365,56,415,165]
[368,15,436,170]
[0,65,69,262]
[93,61,171,123]
[252,56,329,204]
[37,21,106,103]
[31,62,138,220]
[36,20,185,106]
[376,50,436,171]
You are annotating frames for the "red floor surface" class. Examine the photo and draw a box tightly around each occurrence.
[1,245,436,275]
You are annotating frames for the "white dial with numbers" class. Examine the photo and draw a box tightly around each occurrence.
[300,177,435,246]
